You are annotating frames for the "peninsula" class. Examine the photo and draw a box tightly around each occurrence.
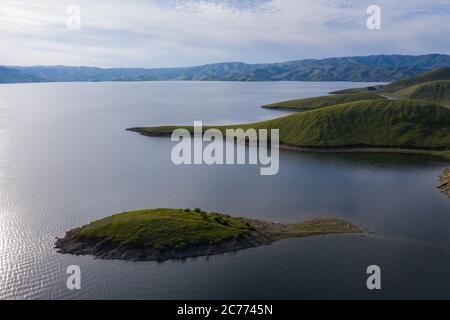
[128,68,450,159]
[55,209,364,261]
[128,99,450,159]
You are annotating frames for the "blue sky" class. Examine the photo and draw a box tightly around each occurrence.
[0,0,449,67]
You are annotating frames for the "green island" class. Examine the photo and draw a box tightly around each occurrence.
[55,208,364,261]
[128,67,450,159]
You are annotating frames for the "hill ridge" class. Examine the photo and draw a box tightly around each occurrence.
[2,54,449,83]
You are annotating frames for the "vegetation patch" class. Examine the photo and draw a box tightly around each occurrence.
[393,80,450,106]
[383,67,450,93]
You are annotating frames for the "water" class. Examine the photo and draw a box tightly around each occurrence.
[0,81,449,300]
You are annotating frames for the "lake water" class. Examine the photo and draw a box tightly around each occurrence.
[0,81,449,300]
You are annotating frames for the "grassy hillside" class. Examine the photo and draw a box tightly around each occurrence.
[393,80,450,106]
[324,68,450,106]
[262,92,385,111]
[78,208,251,248]
[134,100,450,152]
[383,67,450,93]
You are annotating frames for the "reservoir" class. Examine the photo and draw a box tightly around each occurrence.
[0,81,449,299]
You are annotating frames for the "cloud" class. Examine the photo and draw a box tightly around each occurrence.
[0,0,448,67]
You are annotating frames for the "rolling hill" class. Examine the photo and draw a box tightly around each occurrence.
[393,80,450,106]
[2,54,450,84]
[383,67,450,93]
[323,67,450,107]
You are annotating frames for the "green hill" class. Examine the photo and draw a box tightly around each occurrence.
[383,67,450,93]
[393,80,450,106]
[262,92,385,111]
[131,100,450,155]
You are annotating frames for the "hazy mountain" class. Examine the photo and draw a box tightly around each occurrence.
[0,66,47,83]
[2,54,450,84]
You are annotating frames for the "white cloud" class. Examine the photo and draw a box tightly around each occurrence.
[0,0,448,67]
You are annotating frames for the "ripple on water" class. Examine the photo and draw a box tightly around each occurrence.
[0,82,449,299]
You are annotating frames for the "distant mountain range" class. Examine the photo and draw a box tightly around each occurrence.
[0,66,45,83]
[1,54,450,84]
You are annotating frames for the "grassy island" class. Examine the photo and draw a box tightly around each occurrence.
[55,209,363,261]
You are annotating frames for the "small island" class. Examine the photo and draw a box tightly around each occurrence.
[55,208,364,261]
[439,169,450,197]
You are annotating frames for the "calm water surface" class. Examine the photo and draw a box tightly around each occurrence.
[0,81,449,299]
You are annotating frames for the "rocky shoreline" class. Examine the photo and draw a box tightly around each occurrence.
[438,169,450,197]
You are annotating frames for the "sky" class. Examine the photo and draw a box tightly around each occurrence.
[0,0,449,68]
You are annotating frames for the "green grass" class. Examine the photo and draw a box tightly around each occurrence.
[79,208,251,249]
[393,80,450,106]
[138,99,450,151]
[73,209,364,246]
[262,92,385,111]
[383,67,450,93]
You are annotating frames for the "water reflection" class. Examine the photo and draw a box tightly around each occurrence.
[0,81,448,299]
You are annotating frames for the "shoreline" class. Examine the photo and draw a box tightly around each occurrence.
[126,127,450,160]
